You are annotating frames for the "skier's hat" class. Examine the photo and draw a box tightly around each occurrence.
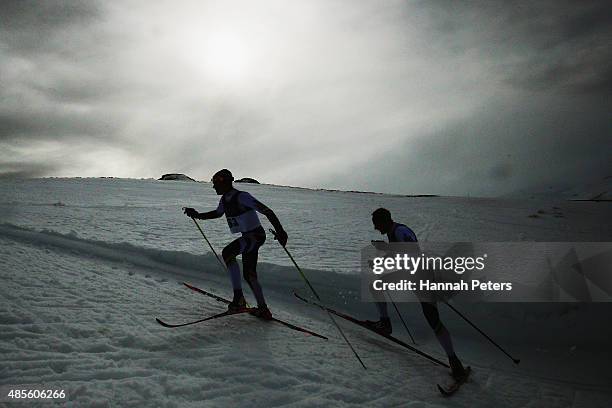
[372,208,391,222]
[212,169,234,184]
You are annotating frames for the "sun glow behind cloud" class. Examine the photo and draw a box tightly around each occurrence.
[172,25,256,86]
[114,0,291,91]
[1,0,499,187]
[203,32,250,82]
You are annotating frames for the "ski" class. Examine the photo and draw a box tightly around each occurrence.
[156,308,256,328]
[437,366,471,397]
[293,291,449,368]
[183,281,230,304]
[182,282,328,340]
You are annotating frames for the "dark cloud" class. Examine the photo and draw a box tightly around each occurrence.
[0,108,119,143]
[28,75,123,104]
[489,162,514,181]
[422,1,612,95]
[315,1,612,196]
[328,92,612,196]
[0,0,99,28]
[0,1,126,153]
[0,161,60,179]
[0,0,101,55]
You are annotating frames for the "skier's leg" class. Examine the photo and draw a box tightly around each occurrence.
[243,249,266,306]
[421,301,466,378]
[236,229,266,304]
[375,302,389,319]
[365,272,392,333]
[421,301,455,355]
[368,273,390,319]
[222,239,244,304]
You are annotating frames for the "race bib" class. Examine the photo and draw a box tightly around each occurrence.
[226,216,241,233]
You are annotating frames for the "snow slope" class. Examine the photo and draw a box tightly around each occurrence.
[506,176,612,201]
[1,178,612,407]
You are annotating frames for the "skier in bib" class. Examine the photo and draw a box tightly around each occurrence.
[368,207,467,380]
[183,169,288,320]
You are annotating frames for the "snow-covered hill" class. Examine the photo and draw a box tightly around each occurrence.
[506,176,612,201]
[1,178,611,407]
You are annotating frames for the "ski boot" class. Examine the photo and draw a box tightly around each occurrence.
[250,304,273,320]
[449,354,467,380]
[364,318,392,335]
[227,296,247,312]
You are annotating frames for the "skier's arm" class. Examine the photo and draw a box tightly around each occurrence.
[196,209,223,220]
[183,202,224,220]
[238,192,288,245]
[252,201,288,246]
[258,204,284,232]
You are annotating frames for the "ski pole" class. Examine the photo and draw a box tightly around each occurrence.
[187,215,259,309]
[443,300,520,365]
[269,228,367,370]
[184,212,227,272]
[385,290,416,344]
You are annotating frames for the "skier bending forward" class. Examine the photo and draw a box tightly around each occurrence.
[368,207,467,380]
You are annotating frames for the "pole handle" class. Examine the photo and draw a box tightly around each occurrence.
[269,228,279,240]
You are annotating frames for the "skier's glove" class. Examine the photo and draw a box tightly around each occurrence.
[183,207,199,218]
[275,229,288,247]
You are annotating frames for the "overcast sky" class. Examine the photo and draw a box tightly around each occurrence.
[1,0,610,196]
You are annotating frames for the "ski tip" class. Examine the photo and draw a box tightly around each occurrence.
[513,359,521,365]
[155,318,171,328]
[436,383,456,397]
